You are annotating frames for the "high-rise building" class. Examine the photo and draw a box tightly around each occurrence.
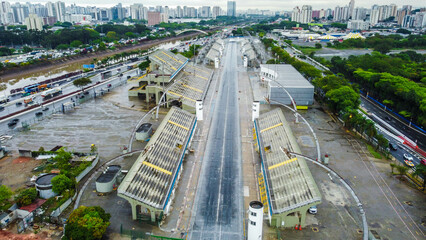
[227,1,236,17]
[130,4,145,20]
[212,6,221,19]
[414,12,426,28]
[25,13,43,30]
[370,5,380,25]
[348,0,355,18]
[111,3,124,20]
[11,3,29,24]
[54,1,65,22]
[300,5,312,23]
[0,1,14,24]
[397,5,411,25]
[352,7,367,20]
[147,11,161,26]
[201,6,211,18]
[291,6,300,22]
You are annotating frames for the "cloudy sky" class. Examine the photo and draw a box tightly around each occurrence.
[17,0,424,11]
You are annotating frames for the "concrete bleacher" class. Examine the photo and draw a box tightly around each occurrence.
[118,107,197,221]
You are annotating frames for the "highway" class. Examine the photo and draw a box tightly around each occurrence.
[189,41,243,239]
[361,96,426,151]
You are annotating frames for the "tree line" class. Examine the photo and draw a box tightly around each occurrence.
[328,51,426,127]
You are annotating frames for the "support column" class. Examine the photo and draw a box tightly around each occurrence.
[150,210,156,223]
[300,210,307,227]
[131,202,137,220]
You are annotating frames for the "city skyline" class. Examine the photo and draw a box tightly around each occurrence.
[7,0,425,11]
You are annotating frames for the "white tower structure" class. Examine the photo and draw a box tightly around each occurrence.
[252,101,260,122]
[196,100,203,121]
[247,201,264,240]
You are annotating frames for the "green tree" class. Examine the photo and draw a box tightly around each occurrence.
[65,206,111,240]
[315,43,322,49]
[374,43,392,54]
[125,32,135,38]
[22,46,33,53]
[98,42,106,51]
[51,174,74,194]
[15,188,37,206]
[394,165,409,179]
[56,44,69,50]
[138,59,151,71]
[73,77,92,89]
[325,86,360,112]
[106,31,118,41]
[413,164,426,190]
[0,185,13,205]
[70,40,83,48]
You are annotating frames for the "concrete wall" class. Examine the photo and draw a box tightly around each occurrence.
[50,192,77,217]
[270,87,314,106]
[75,155,99,183]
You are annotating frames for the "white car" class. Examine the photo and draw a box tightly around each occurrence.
[308,206,317,214]
[403,153,413,161]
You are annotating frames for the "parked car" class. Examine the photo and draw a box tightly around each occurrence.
[420,159,426,166]
[403,153,413,161]
[308,206,317,214]
[0,106,4,111]
[35,112,43,117]
[389,142,397,151]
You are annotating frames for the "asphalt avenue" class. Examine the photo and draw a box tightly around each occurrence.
[189,41,244,239]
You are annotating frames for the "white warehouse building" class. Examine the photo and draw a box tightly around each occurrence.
[260,64,314,107]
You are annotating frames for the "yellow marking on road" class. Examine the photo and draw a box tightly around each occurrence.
[260,123,283,133]
[168,120,189,131]
[167,91,196,102]
[268,158,298,170]
[142,161,172,175]
[182,84,203,93]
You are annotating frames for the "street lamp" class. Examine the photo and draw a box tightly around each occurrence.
[265,76,299,123]
[265,97,321,162]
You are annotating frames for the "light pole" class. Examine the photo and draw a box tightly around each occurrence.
[266,77,299,123]
[266,98,321,162]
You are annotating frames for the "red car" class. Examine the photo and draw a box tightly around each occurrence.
[421,159,426,166]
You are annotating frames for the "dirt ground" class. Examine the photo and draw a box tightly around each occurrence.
[0,156,40,191]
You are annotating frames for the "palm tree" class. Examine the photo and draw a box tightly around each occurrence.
[412,164,426,191]
[395,165,409,180]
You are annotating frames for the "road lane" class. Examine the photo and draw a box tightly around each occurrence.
[189,40,243,239]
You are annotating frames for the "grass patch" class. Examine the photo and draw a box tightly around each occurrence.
[367,144,382,159]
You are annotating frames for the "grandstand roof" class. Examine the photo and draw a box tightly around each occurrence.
[149,50,188,77]
[255,109,321,214]
[166,64,213,108]
[118,107,196,210]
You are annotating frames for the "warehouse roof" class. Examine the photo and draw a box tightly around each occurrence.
[260,64,313,89]
[118,107,196,210]
[255,109,321,214]
[211,42,223,52]
[166,65,212,108]
[261,64,313,89]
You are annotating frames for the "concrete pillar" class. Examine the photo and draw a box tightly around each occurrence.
[244,56,248,68]
[214,58,219,69]
[300,211,307,227]
[131,202,137,220]
[247,201,264,240]
[150,210,156,222]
